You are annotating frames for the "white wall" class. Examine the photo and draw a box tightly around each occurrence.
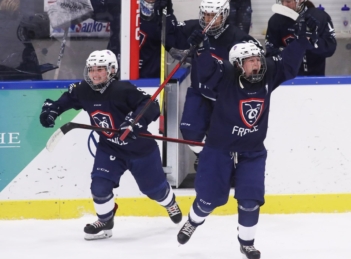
[173,0,350,35]
[1,84,351,200]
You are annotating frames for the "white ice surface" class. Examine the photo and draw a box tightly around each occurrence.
[1,213,350,259]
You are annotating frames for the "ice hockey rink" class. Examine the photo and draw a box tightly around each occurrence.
[1,212,350,259]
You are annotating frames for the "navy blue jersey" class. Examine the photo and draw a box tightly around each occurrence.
[91,0,121,62]
[169,19,263,100]
[54,80,160,158]
[195,37,312,152]
[139,14,176,78]
[265,7,336,76]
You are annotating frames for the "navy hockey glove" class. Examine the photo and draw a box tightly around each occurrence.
[117,112,143,144]
[187,30,210,53]
[154,0,173,15]
[294,17,318,47]
[40,99,61,128]
[305,14,319,32]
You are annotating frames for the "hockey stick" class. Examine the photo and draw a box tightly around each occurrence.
[54,28,68,79]
[159,7,167,135]
[46,122,204,152]
[271,4,318,48]
[119,0,230,141]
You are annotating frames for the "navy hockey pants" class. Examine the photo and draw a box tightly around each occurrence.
[194,146,266,211]
[91,146,167,196]
[180,87,214,142]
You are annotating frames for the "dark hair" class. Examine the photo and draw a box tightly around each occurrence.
[305,0,315,9]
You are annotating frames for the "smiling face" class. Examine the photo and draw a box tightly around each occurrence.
[88,66,108,85]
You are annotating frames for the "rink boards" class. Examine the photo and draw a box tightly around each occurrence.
[1,76,351,219]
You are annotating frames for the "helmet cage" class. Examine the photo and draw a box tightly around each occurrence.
[229,43,266,83]
[276,0,306,13]
[140,0,155,21]
[199,0,230,36]
[84,50,117,91]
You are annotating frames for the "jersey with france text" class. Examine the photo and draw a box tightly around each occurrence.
[169,19,263,100]
[195,38,312,152]
[53,79,160,158]
[265,7,336,76]
[139,14,176,78]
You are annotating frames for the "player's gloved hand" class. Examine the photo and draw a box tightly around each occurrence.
[40,99,61,128]
[305,14,319,32]
[294,16,318,48]
[305,14,319,47]
[187,30,205,47]
[187,30,210,53]
[117,112,141,144]
[154,0,173,15]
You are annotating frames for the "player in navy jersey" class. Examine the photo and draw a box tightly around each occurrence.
[139,0,176,78]
[39,49,182,240]
[265,0,336,76]
[168,0,263,171]
[177,14,318,259]
[228,0,252,34]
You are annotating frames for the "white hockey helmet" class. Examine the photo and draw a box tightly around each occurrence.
[84,50,118,91]
[199,0,230,36]
[140,0,156,21]
[276,0,307,13]
[229,42,266,83]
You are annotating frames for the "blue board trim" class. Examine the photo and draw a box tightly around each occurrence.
[0,67,192,90]
[282,76,351,85]
[1,73,350,90]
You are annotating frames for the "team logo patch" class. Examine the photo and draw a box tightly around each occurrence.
[91,110,116,137]
[239,99,264,128]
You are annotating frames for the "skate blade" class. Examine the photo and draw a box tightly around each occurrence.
[84,230,112,241]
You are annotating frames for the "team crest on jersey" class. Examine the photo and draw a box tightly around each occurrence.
[239,99,264,128]
[91,110,116,137]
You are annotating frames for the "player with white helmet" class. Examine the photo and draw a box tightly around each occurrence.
[177,16,317,259]
[266,0,336,76]
[84,49,118,92]
[39,49,182,241]
[168,0,263,172]
[199,0,230,36]
[229,42,266,83]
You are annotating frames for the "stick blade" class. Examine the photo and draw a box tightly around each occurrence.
[46,128,65,152]
[271,4,299,21]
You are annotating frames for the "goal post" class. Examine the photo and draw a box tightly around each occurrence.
[120,0,140,80]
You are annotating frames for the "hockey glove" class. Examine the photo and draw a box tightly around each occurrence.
[187,30,210,53]
[40,99,61,128]
[117,112,143,144]
[294,16,318,48]
[305,14,319,47]
[154,0,173,15]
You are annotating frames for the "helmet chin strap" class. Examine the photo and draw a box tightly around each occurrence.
[239,75,245,89]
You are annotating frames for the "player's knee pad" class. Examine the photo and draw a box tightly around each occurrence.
[237,199,260,227]
[90,177,115,202]
[146,181,171,203]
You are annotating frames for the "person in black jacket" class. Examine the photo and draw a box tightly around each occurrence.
[265,0,337,76]
[39,49,182,241]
